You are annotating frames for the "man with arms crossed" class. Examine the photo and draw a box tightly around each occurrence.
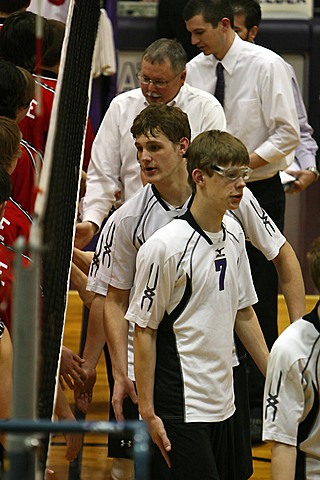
[127,128,268,479]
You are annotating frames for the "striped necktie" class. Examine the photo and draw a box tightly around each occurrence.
[214,62,225,107]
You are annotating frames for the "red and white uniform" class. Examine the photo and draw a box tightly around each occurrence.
[0,198,32,247]
[10,139,43,216]
[19,73,94,171]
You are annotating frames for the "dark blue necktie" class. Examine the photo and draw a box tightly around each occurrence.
[214,62,225,107]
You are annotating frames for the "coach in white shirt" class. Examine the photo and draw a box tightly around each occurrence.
[75,37,226,249]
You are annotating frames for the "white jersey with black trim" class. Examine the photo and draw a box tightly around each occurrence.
[228,187,285,260]
[88,186,285,296]
[126,211,257,423]
[263,302,320,479]
[87,185,283,382]
[87,183,192,295]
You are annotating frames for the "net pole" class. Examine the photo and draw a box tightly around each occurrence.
[7,234,41,480]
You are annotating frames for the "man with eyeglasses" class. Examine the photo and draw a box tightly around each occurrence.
[75,37,226,249]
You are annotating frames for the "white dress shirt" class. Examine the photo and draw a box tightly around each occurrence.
[82,83,226,229]
[186,33,300,181]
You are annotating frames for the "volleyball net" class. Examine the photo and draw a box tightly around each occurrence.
[30,0,100,468]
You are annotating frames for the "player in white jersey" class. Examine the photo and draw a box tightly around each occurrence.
[77,103,305,480]
[263,237,320,480]
[127,128,269,479]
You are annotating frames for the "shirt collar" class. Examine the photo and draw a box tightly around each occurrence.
[212,33,243,76]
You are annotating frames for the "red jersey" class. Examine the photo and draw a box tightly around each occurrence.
[0,242,31,332]
[0,198,32,247]
[0,242,14,332]
[10,139,43,216]
[19,74,94,171]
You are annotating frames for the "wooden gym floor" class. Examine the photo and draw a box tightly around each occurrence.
[45,292,318,479]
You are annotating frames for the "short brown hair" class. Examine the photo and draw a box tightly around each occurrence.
[0,116,22,171]
[131,104,191,144]
[185,130,249,191]
[17,66,35,108]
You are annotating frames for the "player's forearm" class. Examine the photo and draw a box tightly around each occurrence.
[55,383,76,421]
[235,306,269,376]
[70,263,94,309]
[72,248,94,276]
[104,287,130,381]
[273,241,306,322]
[134,325,157,420]
[271,442,296,480]
[249,151,268,169]
[82,293,106,369]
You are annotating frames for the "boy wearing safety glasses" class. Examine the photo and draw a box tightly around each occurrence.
[80,104,304,480]
[127,126,269,480]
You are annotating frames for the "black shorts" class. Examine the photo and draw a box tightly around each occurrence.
[232,350,253,480]
[151,417,236,480]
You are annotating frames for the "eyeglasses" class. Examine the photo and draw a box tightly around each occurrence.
[136,71,181,89]
[212,164,252,181]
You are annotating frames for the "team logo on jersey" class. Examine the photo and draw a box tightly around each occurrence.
[89,222,115,277]
[101,222,116,268]
[141,263,159,312]
[250,200,275,236]
[265,371,282,421]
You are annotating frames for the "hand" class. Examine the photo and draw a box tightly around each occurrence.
[74,364,97,414]
[59,346,87,390]
[285,169,316,194]
[74,221,98,249]
[146,415,171,468]
[64,431,83,462]
[112,377,138,421]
